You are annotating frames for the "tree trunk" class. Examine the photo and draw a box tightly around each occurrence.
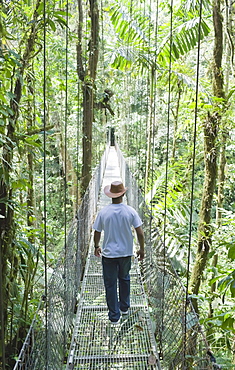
[0,1,43,365]
[16,78,40,344]
[212,0,225,100]
[82,83,94,193]
[224,0,234,83]
[207,0,233,337]
[77,0,99,195]
[189,0,224,314]
[189,112,218,313]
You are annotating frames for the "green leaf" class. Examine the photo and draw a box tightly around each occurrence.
[0,107,9,117]
[218,274,233,291]
[48,19,56,32]
[6,106,14,116]
[37,2,44,15]
[227,86,235,100]
[210,274,225,286]
[22,134,42,148]
[230,280,235,298]
[157,17,210,66]
[11,178,31,191]
[54,15,67,28]
[222,316,235,331]
[54,11,71,17]
[228,244,235,260]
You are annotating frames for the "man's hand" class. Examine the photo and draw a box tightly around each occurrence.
[136,249,144,261]
[94,247,101,257]
[94,230,101,257]
[135,226,144,261]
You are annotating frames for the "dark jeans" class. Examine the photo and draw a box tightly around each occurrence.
[102,256,131,322]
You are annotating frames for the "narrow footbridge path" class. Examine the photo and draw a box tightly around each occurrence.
[13,146,217,370]
[67,147,161,369]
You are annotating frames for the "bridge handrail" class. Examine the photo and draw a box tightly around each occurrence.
[13,145,110,370]
[115,143,217,369]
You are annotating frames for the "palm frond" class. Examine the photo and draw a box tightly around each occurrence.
[157,17,210,66]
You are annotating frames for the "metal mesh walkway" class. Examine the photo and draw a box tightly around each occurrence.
[66,147,161,369]
[13,145,217,369]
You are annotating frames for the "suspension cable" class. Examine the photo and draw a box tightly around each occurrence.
[77,83,81,209]
[162,0,174,358]
[43,0,48,367]
[63,0,69,360]
[0,231,5,369]
[98,0,104,159]
[126,0,133,163]
[150,0,159,266]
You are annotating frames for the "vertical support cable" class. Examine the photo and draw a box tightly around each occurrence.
[127,0,133,164]
[75,0,82,301]
[0,6,6,366]
[63,0,69,360]
[162,0,173,359]
[149,0,159,267]
[76,89,81,209]
[0,238,5,370]
[100,0,107,154]
[143,0,151,198]
[43,0,48,367]
[184,0,203,365]
[75,83,81,299]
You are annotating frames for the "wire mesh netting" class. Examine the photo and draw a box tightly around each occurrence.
[13,147,109,370]
[116,144,217,369]
[14,145,220,370]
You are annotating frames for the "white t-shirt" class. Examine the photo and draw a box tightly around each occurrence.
[93,203,142,258]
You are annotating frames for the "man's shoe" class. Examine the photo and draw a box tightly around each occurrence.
[120,309,129,315]
[110,319,120,325]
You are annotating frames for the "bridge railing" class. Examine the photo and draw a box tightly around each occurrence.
[116,143,216,370]
[13,145,110,370]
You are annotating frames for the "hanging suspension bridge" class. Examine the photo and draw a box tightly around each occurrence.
[13,145,218,370]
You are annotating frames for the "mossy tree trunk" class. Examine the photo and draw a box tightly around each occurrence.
[207,128,227,338]
[189,111,218,313]
[77,0,99,195]
[17,72,40,345]
[189,0,225,314]
[208,0,233,328]
[0,1,43,366]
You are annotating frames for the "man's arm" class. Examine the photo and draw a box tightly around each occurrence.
[94,230,101,257]
[135,226,144,261]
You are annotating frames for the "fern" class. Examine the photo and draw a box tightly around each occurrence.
[108,1,211,72]
[157,18,210,66]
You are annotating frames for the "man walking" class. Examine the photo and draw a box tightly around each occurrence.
[93,181,144,324]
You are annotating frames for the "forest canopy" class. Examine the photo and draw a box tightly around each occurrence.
[0,0,235,368]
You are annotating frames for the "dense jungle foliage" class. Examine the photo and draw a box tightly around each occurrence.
[0,0,235,368]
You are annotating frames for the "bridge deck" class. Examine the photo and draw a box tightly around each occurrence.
[66,147,160,369]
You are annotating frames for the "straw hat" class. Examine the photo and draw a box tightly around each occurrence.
[104,181,127,198]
